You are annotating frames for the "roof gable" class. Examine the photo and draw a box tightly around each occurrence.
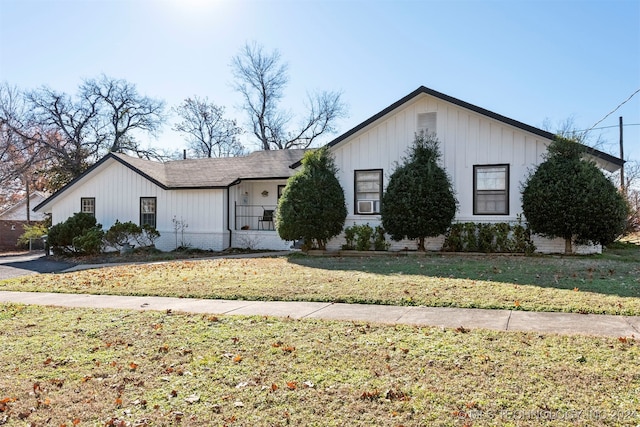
[317,86,623,169]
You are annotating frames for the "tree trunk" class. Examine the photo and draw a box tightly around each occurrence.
[417,237,426,252]
[564,237,573,254]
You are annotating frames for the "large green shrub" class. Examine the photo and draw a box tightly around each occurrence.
[522,137,628,253]
[381,133,457,251]
[47,212,104,255]
[276,147,347,250]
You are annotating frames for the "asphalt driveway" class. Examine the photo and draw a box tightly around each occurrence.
[0,252,76,280]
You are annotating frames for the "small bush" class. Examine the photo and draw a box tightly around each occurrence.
[105,221,161,250]
[373,226,390,251]
[342,223,389,251]
[17,223,49,247]
[355,224,374,251]
[104,220,141,249]
[136,224,160,247]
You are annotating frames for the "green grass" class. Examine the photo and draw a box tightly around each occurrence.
[2,245,639,315]
[1,303,639,426]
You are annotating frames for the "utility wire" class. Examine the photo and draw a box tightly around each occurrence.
[572,123,640,133]
[586,88,640,134]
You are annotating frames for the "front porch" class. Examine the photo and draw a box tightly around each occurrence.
[229,180,292,250]
[234,203,277,231]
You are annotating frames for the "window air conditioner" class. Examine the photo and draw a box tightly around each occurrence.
[358,200,375,214]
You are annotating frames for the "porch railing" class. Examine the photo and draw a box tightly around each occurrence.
[235,203,277,231]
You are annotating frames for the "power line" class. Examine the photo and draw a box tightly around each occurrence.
[586,88,640,134]
[571,123,640,133]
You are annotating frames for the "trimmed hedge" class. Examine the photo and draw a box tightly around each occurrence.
[442,219,535,254]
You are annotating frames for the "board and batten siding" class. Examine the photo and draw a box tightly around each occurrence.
[49,159,228,251]
[329,92,551,251]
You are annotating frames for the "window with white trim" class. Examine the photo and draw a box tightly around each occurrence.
[473,164,509,215]
[81,198,95,216]
[140,197,157,228]
[355,170,382,214]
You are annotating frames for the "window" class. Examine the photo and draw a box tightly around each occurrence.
[355,170,382,214]
[81,198,95,216]
[277,185,286,200]
[417,112,437,137]
[140,197,157,228]
[474,165,509,215]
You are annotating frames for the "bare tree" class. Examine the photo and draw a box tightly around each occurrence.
[231,42,347,150]
[0,83,32,186]
[81,75,166,159]
[173,96,244,158]
[542,116,607,149]
[2,76,168,191]
[0,83,53,208]
[24,86,104,184]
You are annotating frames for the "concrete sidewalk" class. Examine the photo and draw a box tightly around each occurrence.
[1,290,639,339]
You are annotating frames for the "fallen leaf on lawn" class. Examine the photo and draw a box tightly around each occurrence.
[184,394,200,404]
[360,389,380,400]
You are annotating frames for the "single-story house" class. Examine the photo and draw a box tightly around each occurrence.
[34,86,624,253]
[0,191,48,251]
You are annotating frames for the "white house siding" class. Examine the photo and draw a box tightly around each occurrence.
[47,159,228,252]
[327,93,573,253]
[232,230,292,251]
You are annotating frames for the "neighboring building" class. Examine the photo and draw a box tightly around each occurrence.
[0,192,48,251]
[34,86,624,253]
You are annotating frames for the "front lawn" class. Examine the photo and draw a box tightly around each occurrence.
[1,304,638,426]
[1,245,639,315]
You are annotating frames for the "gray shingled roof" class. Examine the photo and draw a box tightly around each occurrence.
[34,150,307,212]
[112,149,307,188]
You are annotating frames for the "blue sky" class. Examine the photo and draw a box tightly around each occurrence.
[1,0,639,161]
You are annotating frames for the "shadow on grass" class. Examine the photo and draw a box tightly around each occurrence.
[286,242,640,298]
